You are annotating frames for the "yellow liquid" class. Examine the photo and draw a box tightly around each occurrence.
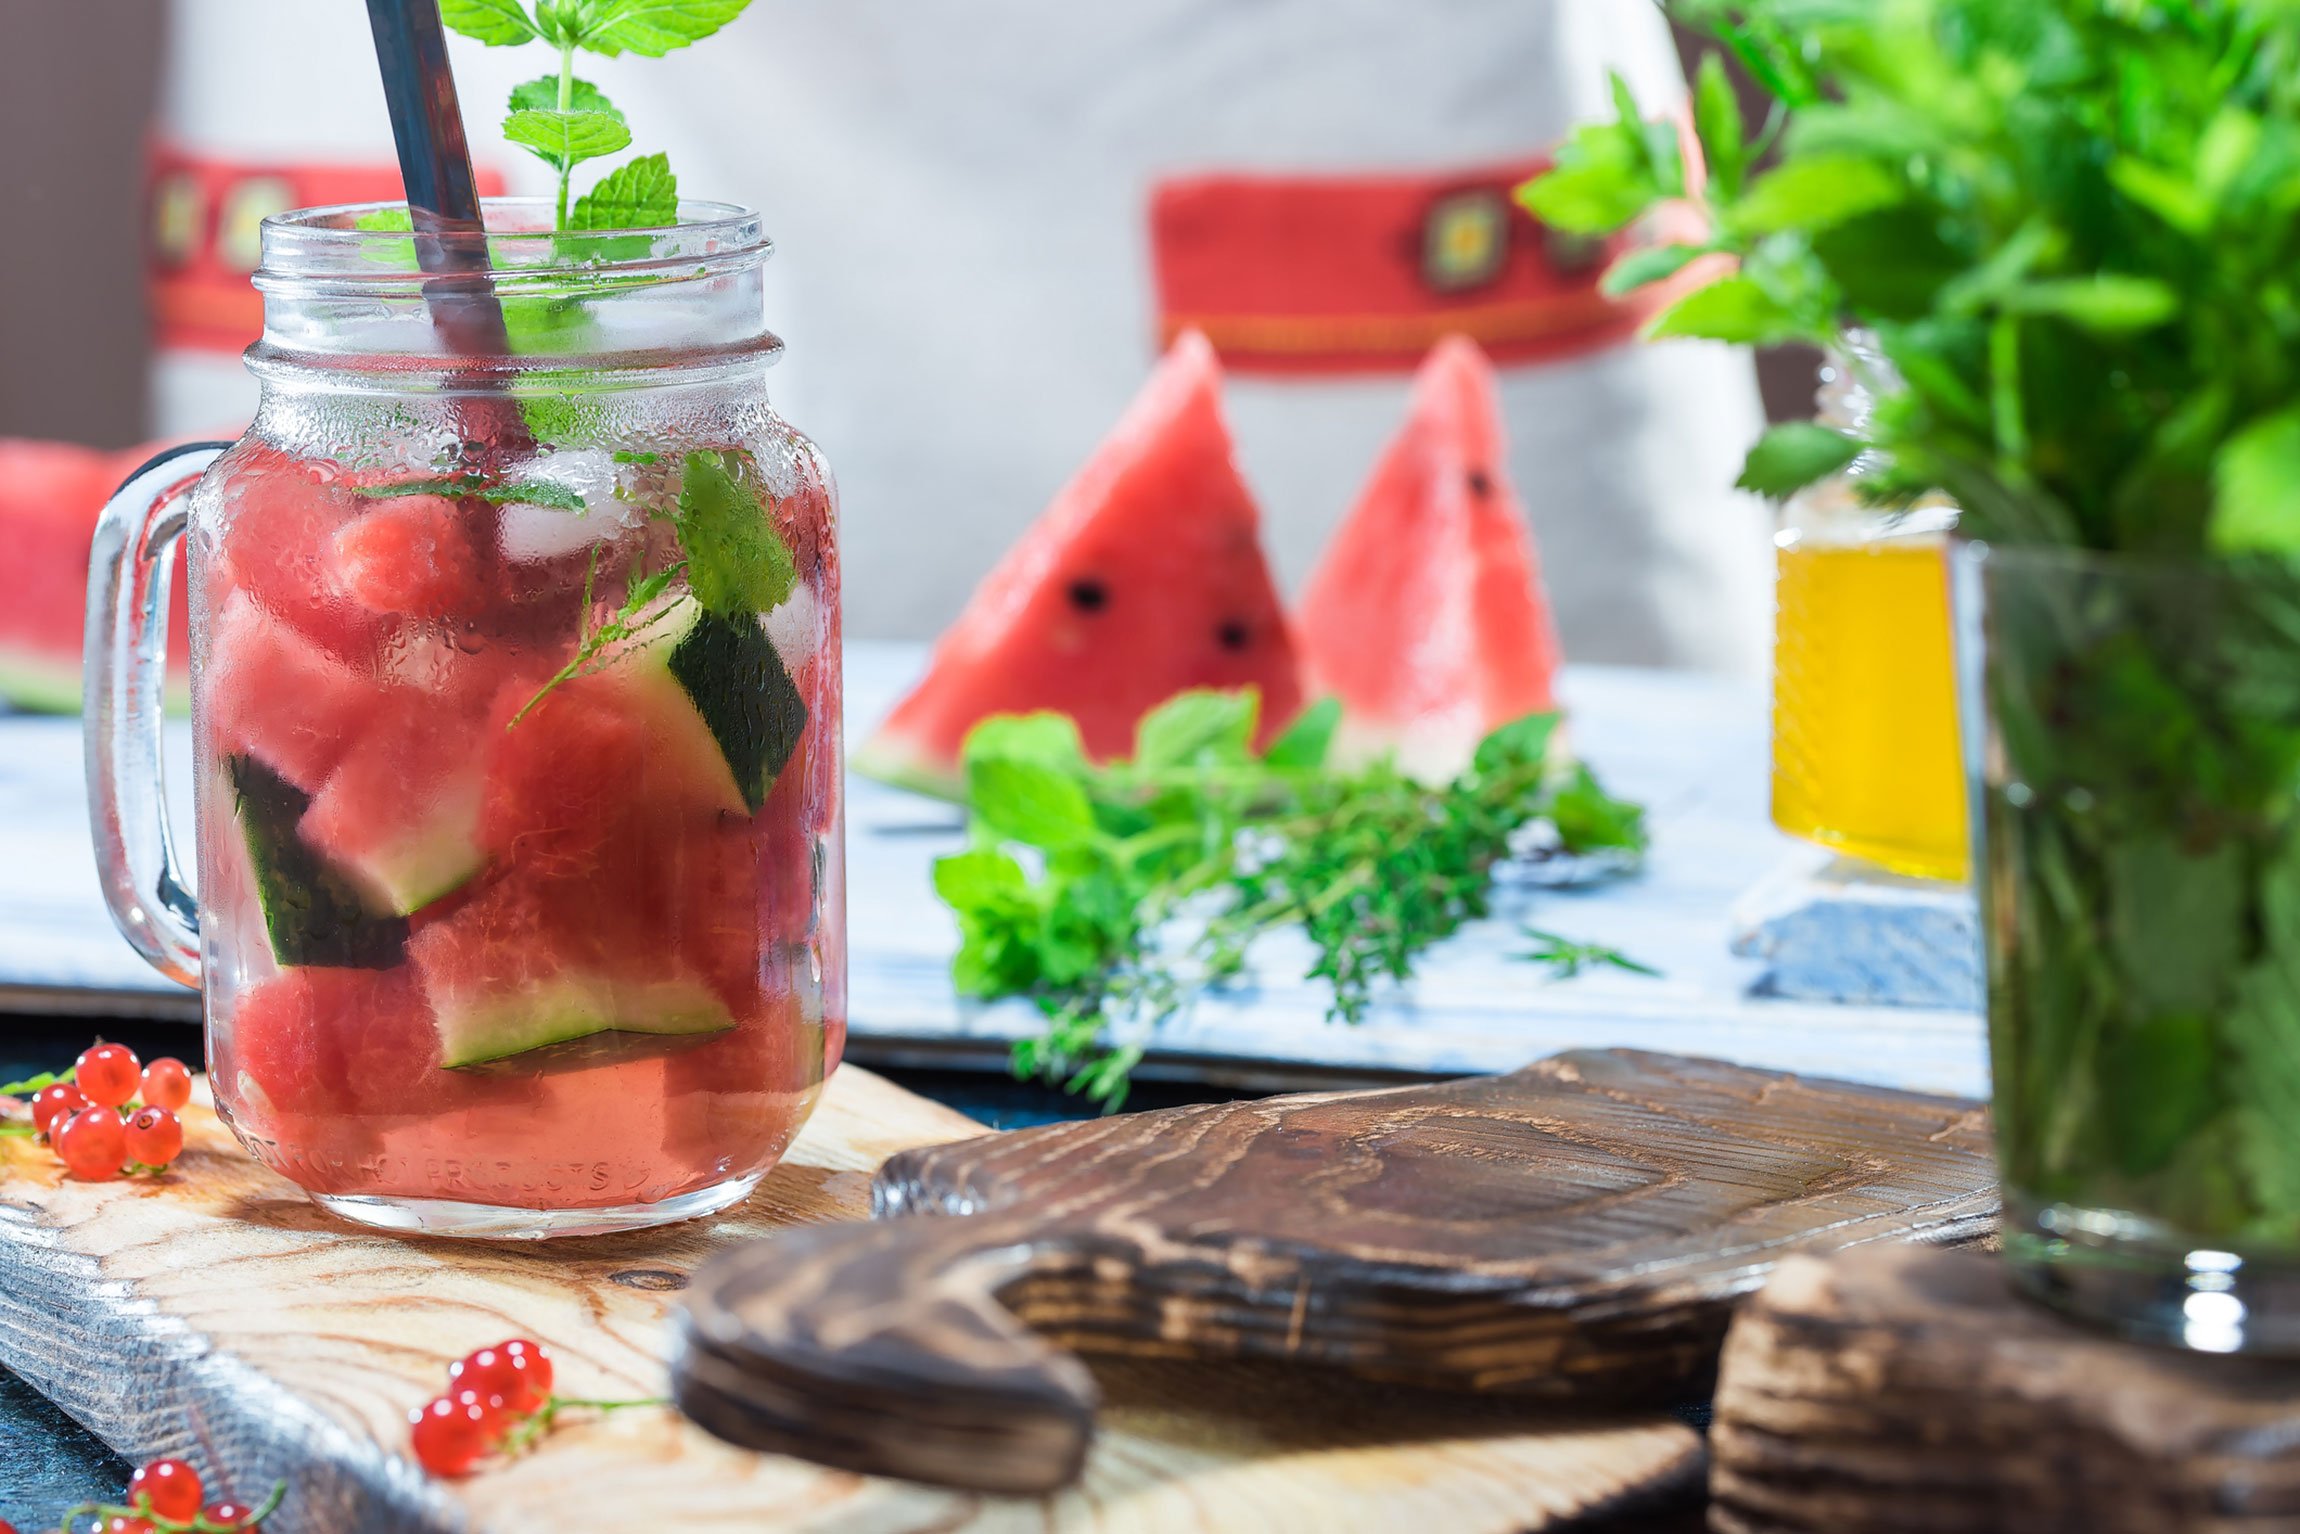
[1771,535,1969,882]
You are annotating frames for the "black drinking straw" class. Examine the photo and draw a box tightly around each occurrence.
[363,0,528,445]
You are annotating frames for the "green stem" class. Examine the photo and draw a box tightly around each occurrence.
[555,41,578,230]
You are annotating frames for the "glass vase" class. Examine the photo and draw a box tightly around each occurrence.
[1955,541,2300,1352]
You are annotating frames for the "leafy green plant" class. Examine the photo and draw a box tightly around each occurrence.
[442,0,758,230]
[936,692,1647,1109]
[1522,1,2300,1251]
[1520,0,2300,551]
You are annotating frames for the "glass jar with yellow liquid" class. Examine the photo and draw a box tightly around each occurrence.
[1771,340,1968,882]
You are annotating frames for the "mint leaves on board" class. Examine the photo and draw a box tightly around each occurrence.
[936,692,1648,1110]
[440,0,757,231]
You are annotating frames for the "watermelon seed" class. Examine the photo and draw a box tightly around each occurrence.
[1066,578,1108,613]
[1216,620,1251,652]
[1467,469,1493,499]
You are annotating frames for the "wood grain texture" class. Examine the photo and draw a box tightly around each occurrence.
[675,1049,1997,1493]
[0,1066,1698,1534]
[1710,1244,2300,1534]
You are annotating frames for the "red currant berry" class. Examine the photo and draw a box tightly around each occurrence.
[74,1043,142,1108]
[55,1105,127,1181]
[140,1057,193,1113]
[410,1394,496,1477]
[203,1503,256,1530]
[0,1519,18,1534]
[30,1081,88,1137]
[101,1518,156,1534]
[128,1455,203,1522]
[501,1338,553,1407]
[125,1106,185,1169]
[452,1341,550,1414]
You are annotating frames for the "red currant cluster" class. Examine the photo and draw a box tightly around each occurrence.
[4,1454,285,1534]
[410,1339,664,1477]
[6,1044,192,1181]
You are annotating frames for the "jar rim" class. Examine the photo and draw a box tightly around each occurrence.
[255,197,770,295]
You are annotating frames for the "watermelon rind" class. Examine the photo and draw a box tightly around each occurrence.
[227,754,409,969]
[602,596,806,815]
[665,605,807,813]
[431,972,734,1068]
[0,646,192,716]
[316,773,489,919]
[848,733,964,803]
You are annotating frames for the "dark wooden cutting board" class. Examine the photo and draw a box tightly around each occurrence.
[1711,1244,2300,1534]
[674,1048,1999,1493]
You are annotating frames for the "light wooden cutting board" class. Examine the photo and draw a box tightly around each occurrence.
[0,1066,1699,1533]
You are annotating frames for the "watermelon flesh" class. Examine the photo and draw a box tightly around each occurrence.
[0,438,193,712]
[1296,337,1562,780]
[855,329,1303,790]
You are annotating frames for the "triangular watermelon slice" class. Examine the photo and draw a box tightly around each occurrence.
[856,330,1303,793]
[1297,336,1562,781]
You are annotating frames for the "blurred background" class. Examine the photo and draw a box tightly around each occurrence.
[0,1,1816,660]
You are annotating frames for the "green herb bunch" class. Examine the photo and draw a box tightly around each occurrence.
[935,692,1647,1109]
[441,0,759,232]
[1522,0,2300,554]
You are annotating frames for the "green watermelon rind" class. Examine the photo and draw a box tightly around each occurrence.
[320,781,489,919]
[605,595,808,815]
[0,644,192,716]
[848,732,965,803]
[431,972,735,1068]
[228,754,411,969]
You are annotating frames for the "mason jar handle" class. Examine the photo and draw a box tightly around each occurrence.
[84,442,231,989]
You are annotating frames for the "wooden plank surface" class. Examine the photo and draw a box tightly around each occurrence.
[0,645,1989,1095]
[674,1050,1996,1494]
[1710,1244,2300,1534]
[0,1065,1701,1533]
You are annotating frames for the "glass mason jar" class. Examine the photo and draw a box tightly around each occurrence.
[1956,542,2300,1353]
[86,201,844,1239]
[1771,337,1968,882]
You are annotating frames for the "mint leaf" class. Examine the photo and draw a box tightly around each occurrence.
[1728,156,1905,236]
[1643,275,1802,344]
[508,74,622,119]
[442,0,542,45]
[571,0,755,56]
[674,451,798,616]
[1692,53,1747,201]
[354,207,414,233]
[1471,712,1560,778]
[2001,276,2180,334]
[350,476,589,513]
[1548,764,1649,856]
[571,152,680,229]
[1133,690,1258,770]
[964,713,1089,774]
[2211,409,2300,555]
[934,847,1029,911]
[1601,243,1703,298]
[1262,697,1341,770]
[1735,421,1865,498]
[503,108,633,172]
[969,758,1098,850]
